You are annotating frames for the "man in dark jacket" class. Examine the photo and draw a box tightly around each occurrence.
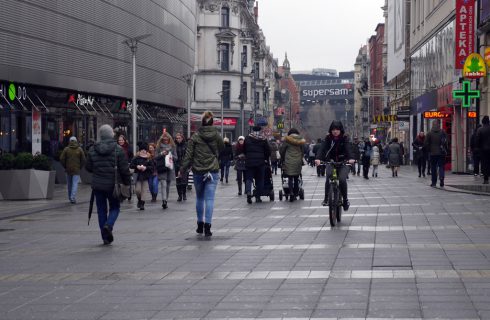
[315,120,354,210]
[424,120,448,187]
[476,115,490,184]
[244,125,271,204]
[219,137,233,183]
[86,124,131,245]
[60,136,86,204]
[350,137,361,176]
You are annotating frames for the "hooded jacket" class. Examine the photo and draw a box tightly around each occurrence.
[424,126,446,156]
[280,134,306,176]
[244,131,271,167]
[476,123,490,152]
[316,121,352,162]
[60,140,86,175]
[181,126,224,174]
[85,140,131,192]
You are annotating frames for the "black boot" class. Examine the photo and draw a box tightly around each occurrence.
[182,189,187,201]
[140,201,145,211]
[137,198,142,209]
[196,222,204,234]
[151,193,157,203]
[238,183,242,196]
[204,223,212,237]
[177,186,182,202]
[162,200,167,209]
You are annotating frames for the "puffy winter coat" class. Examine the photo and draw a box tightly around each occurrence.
[85,140,131,192]
[130,154,155,181]
[181,126,224,174]
[279,134,306,176]
[476,124,490,152]
[370,145,380,165]
[60,141,86,175]
[244,133,271,167]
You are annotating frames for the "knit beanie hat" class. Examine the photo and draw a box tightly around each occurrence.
[69,136,77,142]
[98,124,114,141]
[252,125,262,132]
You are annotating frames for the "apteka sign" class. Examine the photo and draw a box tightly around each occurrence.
[455,0,475,70]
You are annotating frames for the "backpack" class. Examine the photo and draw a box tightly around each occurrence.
[440,132,448,155]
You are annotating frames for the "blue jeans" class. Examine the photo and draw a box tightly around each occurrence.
[148,175,159,195]
[220,161,231,181]
[193,172,219,224]
[430,155,445,185]
[94,190,120,240]
[66,174,80,201]
[245,165,265,196]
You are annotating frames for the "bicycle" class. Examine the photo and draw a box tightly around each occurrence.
[323,160,350,227]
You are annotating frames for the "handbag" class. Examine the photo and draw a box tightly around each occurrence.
[112,146,131,201]
[165,151,174,170]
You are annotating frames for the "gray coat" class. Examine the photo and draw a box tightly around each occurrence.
[156,143,176,181]
[388,142,402,167]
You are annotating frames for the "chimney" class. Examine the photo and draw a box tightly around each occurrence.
[254,2,258,23]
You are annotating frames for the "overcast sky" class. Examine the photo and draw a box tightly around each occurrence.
[258,0,386,73]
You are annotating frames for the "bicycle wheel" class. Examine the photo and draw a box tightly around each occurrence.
[328,185,337,227]
[336,195,342,222]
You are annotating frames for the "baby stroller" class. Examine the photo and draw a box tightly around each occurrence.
[317,163,326,177]
[278,169,305,201]
[252,162,275,202]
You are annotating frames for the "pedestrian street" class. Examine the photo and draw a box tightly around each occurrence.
[1,165,490,319]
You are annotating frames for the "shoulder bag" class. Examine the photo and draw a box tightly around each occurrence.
[113,146,131,201]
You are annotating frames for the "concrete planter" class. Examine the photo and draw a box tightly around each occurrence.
[0,169,56,200]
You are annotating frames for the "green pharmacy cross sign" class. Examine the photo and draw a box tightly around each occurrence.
[452,80,480,108]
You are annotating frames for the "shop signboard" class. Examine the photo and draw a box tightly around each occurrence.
[423,111,451,119]
[300,84,353,100]
[32,110,42,155]
[485,47,490,68]
[213,118,237,126]
[455,0,476,69]
[468,111,477,118]
[481,0,490,24]
[463,53,487,79]
[410,90,437,114]
[453,80,480,107]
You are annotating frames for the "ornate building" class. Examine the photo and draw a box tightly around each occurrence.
[193,0,277,140]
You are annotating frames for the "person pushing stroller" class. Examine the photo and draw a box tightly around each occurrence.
[279,128,306,202]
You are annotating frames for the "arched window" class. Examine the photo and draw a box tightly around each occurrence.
[221,7,230,27]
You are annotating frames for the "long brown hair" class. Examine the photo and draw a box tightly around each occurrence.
[156,131,175,149]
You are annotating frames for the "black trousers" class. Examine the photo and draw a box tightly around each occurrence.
[417,156,427,175]
[287,175,300,196]
[362,156,370,177]
[481,150,490,180]
[325,164,349,201]
[473,153,481,175]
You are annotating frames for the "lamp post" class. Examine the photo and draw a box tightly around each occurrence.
[123,34,151,154]
[218,91,224,137]
[183,73,192,139]
[239,51,246,136]
[344,99,351,134]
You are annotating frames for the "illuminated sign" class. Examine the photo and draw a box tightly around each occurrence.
[453,80,480,108]
[463,53,487,79]
[468,111,477,118]
[455,0,476,69]
[0,83,27,102]
[372,115,397,123]
[423,111,451,119]
[213,118,237,126]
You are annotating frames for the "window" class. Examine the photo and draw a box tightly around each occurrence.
[221,7,230,27]
[221,43,229,71]
[254,92,260,109]
[254,62,260,78]
[242,46,247,67]
[222,81,230,109]
[241,82,248,102]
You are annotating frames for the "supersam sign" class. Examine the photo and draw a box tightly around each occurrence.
[455,0,476,69]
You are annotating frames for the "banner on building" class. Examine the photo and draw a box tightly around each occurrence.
[372,115,397,123]
[455,0,476,70]
[387,0,406,81]
[32,110,42,155]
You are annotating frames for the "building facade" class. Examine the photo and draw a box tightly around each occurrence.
[193,0,276,141]
[354,45,370,139]
[0,0,196,155]
[478,0,490,120]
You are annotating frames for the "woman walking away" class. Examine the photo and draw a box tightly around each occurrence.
[279,128,306,202]
[155,132,176,209]
[130,143,154,210]
[269,139,280,175]
[234,136,246,195]
[174,133,188,201]
[180,111,224,237]
[388,138,402,177]
[371,142,380,177]
[86,124,131,245]
[148,143,159,202]
[219,137,233,183]
[412,132,427,177]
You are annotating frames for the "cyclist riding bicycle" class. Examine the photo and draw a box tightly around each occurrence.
[315,120,355,210]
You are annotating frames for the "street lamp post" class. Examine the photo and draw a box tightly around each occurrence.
[183,73,192,139]
[219,92,224,137]
[123,34,151,154]
[239,51,246,137]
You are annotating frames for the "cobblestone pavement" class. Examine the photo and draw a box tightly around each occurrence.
[1,165,490,320]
